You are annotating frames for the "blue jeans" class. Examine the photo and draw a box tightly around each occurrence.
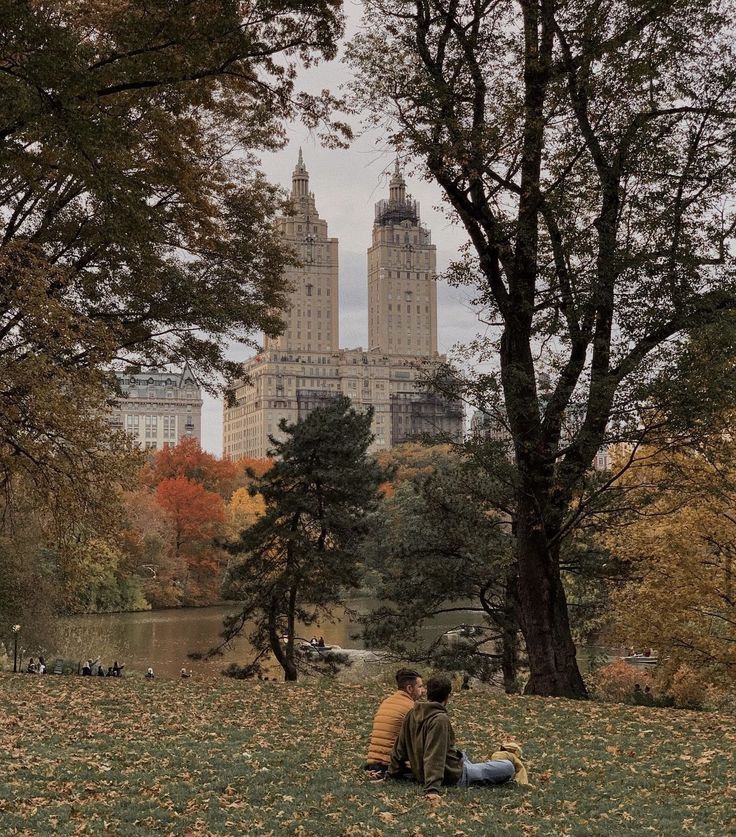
[457,752,515,787]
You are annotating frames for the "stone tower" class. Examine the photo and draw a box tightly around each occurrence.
[265,149,339,354]
[367,161,438,356]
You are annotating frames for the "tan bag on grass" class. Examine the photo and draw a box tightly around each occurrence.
[490,741,529,785]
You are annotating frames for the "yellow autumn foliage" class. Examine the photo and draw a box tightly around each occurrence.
[227,487,266,536]
[604,448,736,689]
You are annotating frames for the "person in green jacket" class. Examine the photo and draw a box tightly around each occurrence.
[388,674,515,800]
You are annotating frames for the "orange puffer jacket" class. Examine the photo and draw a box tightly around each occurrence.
[365,690,414,766]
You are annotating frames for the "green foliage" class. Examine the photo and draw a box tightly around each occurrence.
[636,316,736,443]
[220,397,389,680]
[58,538,150,615]
[359,441,519,687]
[0,463,142,650]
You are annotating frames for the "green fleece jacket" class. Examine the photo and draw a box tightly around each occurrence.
[388,701,463,794]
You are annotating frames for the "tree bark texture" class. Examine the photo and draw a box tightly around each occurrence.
[516,496,586,697]
[500,571,521,694]
[268,597,298,682]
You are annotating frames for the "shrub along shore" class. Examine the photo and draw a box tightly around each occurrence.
[1,673,734,835]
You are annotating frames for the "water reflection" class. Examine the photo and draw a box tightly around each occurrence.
[60,602,616,679]
[60,599,486,678]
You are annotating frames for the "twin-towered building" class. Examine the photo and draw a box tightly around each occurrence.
[223,153,463,459]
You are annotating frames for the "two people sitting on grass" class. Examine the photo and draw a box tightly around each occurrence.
[389,674,516,799]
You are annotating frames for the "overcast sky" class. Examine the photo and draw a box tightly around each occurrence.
[200,3,487,454]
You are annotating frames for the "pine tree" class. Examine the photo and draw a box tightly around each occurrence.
[218,397,387,681]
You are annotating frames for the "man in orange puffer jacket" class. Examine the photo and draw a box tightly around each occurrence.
[365,668,425,778]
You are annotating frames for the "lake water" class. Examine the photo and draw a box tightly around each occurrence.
[55,601,622,679]
[57,599,487,679]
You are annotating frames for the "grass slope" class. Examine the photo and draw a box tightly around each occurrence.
[0,674,734,836]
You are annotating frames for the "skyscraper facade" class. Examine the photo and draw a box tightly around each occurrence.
[223,154,463,460]
[265,150,339,355]
[368,162,438,356]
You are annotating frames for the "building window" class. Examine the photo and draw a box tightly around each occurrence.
[163,415,177,440]
[145,415,158,439]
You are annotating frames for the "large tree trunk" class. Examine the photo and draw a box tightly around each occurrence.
[516,497,586,697]
[501,569,521,694]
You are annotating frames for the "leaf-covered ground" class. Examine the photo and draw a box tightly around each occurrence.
[1,674,734,836]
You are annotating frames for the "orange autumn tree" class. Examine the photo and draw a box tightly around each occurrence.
[604,446,736,690]
[143,436,241,497]
[126,440,271,607]
[155,477,226,605]
[119,487,181,608]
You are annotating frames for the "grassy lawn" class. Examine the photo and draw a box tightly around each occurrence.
[0,673,734,836]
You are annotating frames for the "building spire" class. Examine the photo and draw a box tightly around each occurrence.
[389,158,407,203]
[292,147,309,198]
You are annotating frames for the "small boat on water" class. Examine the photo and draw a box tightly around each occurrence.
[300,642,337,652]
[622,654,658,665]
[445,625,484,639]
[299,643,384,663]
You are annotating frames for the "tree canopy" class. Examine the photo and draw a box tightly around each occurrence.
[349,0,736,696]
[360,441,520,690]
